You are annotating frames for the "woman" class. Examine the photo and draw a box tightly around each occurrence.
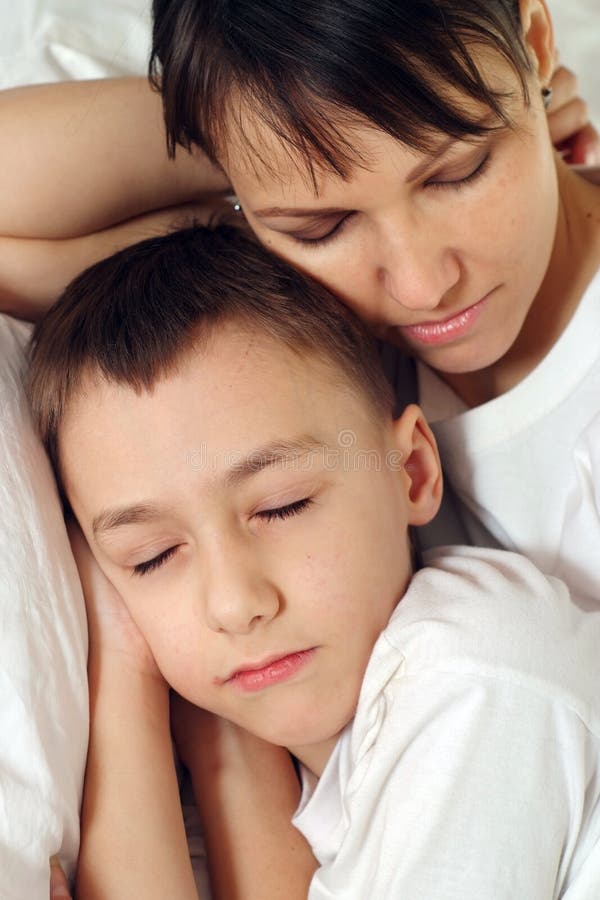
[144,0,600,605]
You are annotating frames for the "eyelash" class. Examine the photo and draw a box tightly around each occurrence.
[133,545,178,577]
[290,216,352,248]
[255,496,313,523]
[426,150,491,192]
[131,498,313,577]
[291,150,491,248]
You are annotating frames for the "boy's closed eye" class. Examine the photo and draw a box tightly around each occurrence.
[131,496,315,577]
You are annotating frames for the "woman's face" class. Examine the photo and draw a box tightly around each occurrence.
[226,63,559,376]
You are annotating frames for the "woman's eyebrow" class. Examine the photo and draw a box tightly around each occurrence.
[253,140,465,218]
[252,205,345,219]
[405,137,459,183]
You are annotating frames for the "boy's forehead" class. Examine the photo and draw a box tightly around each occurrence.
[58,326,375,497]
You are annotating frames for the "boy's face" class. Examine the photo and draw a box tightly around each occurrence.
[61,325,440,773]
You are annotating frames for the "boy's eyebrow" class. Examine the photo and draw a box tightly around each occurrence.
[92,503,166,537]
[92,437,325,536]
[224,436,325,486]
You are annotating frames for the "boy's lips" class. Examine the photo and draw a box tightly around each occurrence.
[397,289,497,346]
[222,648,316,693]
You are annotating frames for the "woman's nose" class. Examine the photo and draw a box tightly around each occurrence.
[203,550,281,635]
[379,231,461,313]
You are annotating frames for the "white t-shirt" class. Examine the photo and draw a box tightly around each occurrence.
[293,547,600,899]
[418,267,600,609]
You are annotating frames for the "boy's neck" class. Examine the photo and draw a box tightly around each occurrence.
[442,160,600,409]
[289,733,344,778]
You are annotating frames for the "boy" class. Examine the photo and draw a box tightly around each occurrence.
[29,226,600,899]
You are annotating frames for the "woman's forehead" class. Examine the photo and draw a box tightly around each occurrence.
[218,93,373,190]
[223,95,513,200]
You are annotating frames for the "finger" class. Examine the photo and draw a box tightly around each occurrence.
[547,97,591,147]
[49,857,72,900]
[565,123,600,167]
[547,65,579,115]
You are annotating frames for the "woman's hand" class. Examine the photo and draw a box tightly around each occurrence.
[547,61,600,165]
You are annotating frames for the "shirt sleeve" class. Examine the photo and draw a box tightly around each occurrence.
[307,669,586,900]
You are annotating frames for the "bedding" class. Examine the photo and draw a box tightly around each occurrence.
[0,316,87,900]
[0,2,597,899]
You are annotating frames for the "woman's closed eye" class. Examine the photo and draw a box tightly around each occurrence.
[285,151,491,248]
[426,149,492,191]
[286,215,353,247]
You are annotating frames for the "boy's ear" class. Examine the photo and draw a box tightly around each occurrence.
[392,404,443,527]
[519,0,555,87]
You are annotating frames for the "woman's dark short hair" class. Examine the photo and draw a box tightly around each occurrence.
[150,0,534,179]
[28,225,393,489]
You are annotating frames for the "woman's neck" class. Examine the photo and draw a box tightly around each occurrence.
[442,161,600,409]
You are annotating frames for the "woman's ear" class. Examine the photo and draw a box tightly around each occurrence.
[519,0,555,87]
[392,404,443,527]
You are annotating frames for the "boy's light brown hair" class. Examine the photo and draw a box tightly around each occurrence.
[27,224,394,496]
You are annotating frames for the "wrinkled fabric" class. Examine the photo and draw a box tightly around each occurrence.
[420,263,600,611]
[294,548,600,899]
[0,315,88,899]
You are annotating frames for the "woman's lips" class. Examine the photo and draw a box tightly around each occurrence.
[225,649,316,693]
[398,293,491,346]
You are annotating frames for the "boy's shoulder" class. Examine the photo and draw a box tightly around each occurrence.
[379,546,600,712]
[300,547,600,895]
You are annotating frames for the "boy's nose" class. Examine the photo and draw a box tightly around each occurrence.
[204,555,281,635]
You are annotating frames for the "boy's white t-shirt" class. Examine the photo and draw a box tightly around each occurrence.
[293,547,600,899]
[418,266,600,608]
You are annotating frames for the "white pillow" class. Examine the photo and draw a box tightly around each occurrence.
[549,0,600,127]
[0,0,150,88]
[0,314,88,900]
[0,6,149,896]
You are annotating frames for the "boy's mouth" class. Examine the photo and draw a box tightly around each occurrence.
[222,648,317,693]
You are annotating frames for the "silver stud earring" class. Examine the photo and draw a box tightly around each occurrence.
[542,86,553,110]
[233,201,242,213]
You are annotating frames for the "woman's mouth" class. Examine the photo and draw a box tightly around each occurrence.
[398,292,494,346]
[225,649,316,693]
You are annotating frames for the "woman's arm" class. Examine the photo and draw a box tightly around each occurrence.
[1,63,598,318]
[70,526,198,900]
[1,200,226,320]
[171,696,318,900]
[0,77,229,240]
[0,60,595,242]
[0,77,232,318]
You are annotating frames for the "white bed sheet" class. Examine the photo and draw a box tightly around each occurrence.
[0,0,597,122]
[550,0,600,126]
